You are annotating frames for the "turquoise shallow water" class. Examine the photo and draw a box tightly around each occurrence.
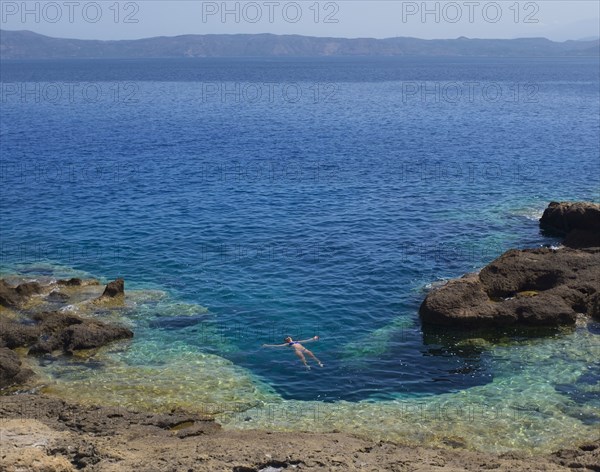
[1,57,599,451]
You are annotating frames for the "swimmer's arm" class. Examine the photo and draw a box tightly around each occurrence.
[262,343,288,348]
[297,336,320,343]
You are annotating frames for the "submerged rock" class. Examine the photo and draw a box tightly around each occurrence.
[46,290,70,303]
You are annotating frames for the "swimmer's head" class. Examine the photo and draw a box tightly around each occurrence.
[284,336,292,343]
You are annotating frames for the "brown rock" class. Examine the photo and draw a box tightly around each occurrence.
[57,278,83,286]
[420,247,600,328]
[28,338,60,356]
[0,279,21,307]
[563,229,600,249]
[99,278,124,298]
[588,292,600,320]
[0,280,42,308]
[61,321,133,351]
[497,293,577,325]
[0,321,40,349]
[419,274,505,327]
[33,311,84,332]
[14,281,43,298]
[540,201,600,235]
[0,347,34,389]
[27,311,133,353]
[478,248,596,298]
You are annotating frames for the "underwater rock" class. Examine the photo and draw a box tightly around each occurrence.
[455,338,491,349]
[148,314,210,330]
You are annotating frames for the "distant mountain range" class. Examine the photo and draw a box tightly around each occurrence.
[1,30,599,59]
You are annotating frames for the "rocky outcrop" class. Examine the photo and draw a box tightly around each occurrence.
[25,311,133,355]
[478,248,597,300]
[101,278,124,298]
[0,277,99,308]
[540,201,600,248]
[0,347,34,388]
[0,278,103,309]
[62,321,133,351]
[57,278,84,286]
[0,276,134,389]
[0,279,42,308]
[420,247,599,327]
[420,202,600,328]
[0,323,40,349]
[57,278,100,287]
[94,278,125,304]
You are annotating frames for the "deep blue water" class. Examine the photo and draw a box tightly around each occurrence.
[1,57,599,402]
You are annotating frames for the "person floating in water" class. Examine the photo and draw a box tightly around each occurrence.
[262,336,324,369]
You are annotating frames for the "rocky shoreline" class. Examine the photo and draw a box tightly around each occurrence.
[1,394,599,471]
[1,277,132,390]
[1,201,599,471]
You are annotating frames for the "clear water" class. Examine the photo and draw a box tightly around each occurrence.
[1,57,599,452]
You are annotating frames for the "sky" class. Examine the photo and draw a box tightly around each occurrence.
[1,1,599,41]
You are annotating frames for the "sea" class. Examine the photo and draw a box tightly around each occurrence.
[1,56,599,453]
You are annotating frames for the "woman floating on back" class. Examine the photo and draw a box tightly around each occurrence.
[263,336,324,370]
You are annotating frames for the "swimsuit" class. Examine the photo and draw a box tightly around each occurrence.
[288,341,300,346]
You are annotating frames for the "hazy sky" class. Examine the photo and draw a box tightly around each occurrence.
[1,1,599,41]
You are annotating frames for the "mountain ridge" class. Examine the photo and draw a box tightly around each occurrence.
[1,29,598,59]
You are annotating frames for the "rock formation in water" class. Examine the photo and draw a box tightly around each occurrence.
[420,202,600,328]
